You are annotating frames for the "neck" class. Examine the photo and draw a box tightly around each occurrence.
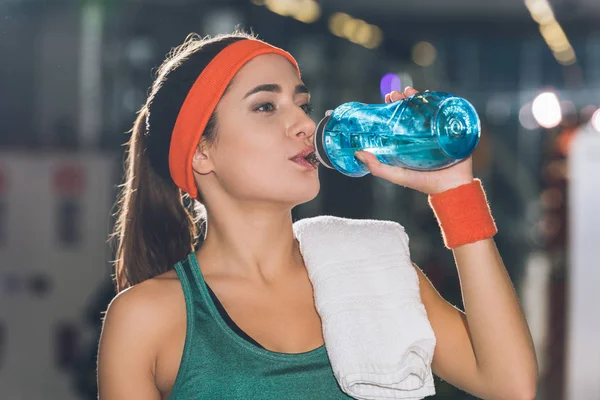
[197,201,303,282]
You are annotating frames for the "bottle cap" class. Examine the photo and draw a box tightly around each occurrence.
[313,112,334,169]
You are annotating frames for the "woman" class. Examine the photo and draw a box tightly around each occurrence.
[97,31,538,399]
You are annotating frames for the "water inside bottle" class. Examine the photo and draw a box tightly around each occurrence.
[324,131,454,177]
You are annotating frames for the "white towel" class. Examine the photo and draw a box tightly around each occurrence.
[293,216,437,400]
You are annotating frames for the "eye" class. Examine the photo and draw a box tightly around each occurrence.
[301,103,314,115]
[254,102,275,112]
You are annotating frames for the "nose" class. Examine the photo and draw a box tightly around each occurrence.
[287,107,317,141]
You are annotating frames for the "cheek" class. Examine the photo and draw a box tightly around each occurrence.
[217,123,282,169]
[212,125,288,188]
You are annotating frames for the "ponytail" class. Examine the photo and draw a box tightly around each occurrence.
[112,106,199,292]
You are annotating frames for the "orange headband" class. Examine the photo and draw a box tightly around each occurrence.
[169,39,300,198]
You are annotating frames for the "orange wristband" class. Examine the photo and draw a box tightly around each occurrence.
[428,179,497,249]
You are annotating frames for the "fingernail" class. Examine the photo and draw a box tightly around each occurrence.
[404,86,413,93]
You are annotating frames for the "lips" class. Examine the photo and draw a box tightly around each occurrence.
[290,146,319,169]
[290,147,316,161]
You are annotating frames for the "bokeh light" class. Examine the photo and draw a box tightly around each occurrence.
[519,102,538,130]
[328,12,383,49]
[592,109,600,132]
[294,0,320,23]
[532,91,562,129]
[411,41,437,67]
[262,0,320,23]
[363,25,383,49]
[380,73,402,99]
[328,12,351,37]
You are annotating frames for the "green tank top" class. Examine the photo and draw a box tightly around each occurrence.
[169,253,353,399]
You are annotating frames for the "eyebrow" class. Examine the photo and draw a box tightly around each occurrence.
[243,83,310,99]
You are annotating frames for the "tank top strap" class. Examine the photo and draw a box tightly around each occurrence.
[174,254,200,295]
[173,253,213,322]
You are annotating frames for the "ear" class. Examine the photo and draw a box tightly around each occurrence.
[191,145,215,176]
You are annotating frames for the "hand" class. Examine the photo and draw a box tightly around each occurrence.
[354,87,474,195]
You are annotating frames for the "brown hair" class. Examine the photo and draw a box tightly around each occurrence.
[111,31,255,292]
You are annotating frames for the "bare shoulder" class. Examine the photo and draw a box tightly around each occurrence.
[97,269,184,399]
[104,269,183,333]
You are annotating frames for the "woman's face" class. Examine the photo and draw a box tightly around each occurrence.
[195,53,319,208]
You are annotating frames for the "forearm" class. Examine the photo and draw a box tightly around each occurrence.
[453,238,538,397]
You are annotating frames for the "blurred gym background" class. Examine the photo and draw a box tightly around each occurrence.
[0,0,599,398]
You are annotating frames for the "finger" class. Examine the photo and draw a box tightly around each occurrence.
[355,151,417,187]
[385,92,391,103]
[388,90,407,102]
[355,151,401,178]
[355,150,382,170]
[403,86,419,96]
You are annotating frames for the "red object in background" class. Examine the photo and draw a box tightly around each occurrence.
[555,126,577,157]
[52,165,85,197]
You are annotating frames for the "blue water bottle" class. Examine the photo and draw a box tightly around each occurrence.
[311,91,481,177]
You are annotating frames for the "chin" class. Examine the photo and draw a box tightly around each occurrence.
[284,177,321,206]
[299,184,320,205]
